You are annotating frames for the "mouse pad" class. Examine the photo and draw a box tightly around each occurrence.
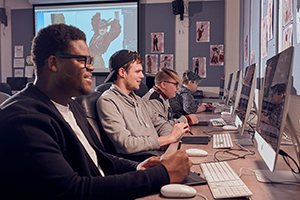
[181,172,207,186]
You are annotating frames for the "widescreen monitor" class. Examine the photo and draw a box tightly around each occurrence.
[224,73,233,105]
[254,46,299,178]
[234,63,256,136]
[219,75,225,99]
[33,1,138,72]
[230,70,242,110]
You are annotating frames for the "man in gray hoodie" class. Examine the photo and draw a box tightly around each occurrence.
[97,50,190,155]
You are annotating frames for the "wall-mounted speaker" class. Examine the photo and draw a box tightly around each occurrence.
[172,0,184,20]
[0,8,7,26]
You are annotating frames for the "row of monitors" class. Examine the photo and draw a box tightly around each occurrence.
[218,46,300,181]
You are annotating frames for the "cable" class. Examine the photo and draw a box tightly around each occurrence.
[279,149,300,174]
[196,193,208,200]
[214,147,255,162]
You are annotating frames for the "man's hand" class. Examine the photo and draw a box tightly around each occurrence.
[160,150,192,183]
[188,114,199,125]
[137,156,161,170]
[168,122,189,143]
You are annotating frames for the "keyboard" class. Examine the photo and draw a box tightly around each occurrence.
[213,133,233,148]
[210,118,227,126]
[200,161,253,199]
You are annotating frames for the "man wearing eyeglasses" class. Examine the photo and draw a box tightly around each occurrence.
[143,67,199,126]
[0,24,192,199]
[97,50,190,156]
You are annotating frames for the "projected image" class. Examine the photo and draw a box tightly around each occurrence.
[34,2,138,72]
[89,12,121,68]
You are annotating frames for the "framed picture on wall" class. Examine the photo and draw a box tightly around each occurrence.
[145,54,158,75]
[193,57,206,78]
[151,32,164,53]
[210,45,224,66]
[160,54,173,69]
[196,21,210,42]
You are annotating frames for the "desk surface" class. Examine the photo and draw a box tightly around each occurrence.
[137,112,300,200]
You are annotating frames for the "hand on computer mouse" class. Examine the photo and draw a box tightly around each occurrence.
[160,150,192,183]
[188,114,199,125]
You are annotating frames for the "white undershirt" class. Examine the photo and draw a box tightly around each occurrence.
[52,101,105,176]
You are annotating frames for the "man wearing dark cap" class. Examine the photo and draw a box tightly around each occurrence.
[0,25,191,199]
[97,50,190,155]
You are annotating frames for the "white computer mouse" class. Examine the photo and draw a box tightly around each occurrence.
[160,184,197,198]
[186,148,208,157]
[222,125,238,131]
[221,111,231,116]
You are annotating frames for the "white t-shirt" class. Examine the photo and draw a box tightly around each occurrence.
[52,101,105,176]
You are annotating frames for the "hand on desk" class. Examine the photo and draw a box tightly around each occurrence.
[160,149,192,183]
[188,114,199,125]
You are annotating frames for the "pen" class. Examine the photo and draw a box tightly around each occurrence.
[177,141,182,150]
[189,131,194,135]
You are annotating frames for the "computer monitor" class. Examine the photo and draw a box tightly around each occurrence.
[6,77,28,92]
[254,46,300,182]
[234,63,256,136]
[230,70,242,109]
[224,73,234,105]
[219,75,225,99]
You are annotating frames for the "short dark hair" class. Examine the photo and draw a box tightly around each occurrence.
[182,70,202,85]
[271,83,286,95]
[31,24,86,75]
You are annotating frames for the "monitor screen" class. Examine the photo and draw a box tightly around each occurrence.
[219,75,225,98]
[230,70,242,108]
[255,46,294,172]
[234,63,256,135]
[224,73,233,105]
[33,1,138,72]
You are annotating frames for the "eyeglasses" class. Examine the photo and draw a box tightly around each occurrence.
[163,81,179,87]
[56,54,94,69]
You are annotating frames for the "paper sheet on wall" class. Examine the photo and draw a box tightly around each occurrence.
[25,66,34,78]
[14,69,24,77]
[14,45,24,58]
[14,58,24,68]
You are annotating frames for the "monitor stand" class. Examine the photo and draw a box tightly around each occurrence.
[255,114,300,183]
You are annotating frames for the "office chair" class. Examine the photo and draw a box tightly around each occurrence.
[94,82,149,97]
[0,92,11,105]
[0,83,12,96]
[75,91,162,161]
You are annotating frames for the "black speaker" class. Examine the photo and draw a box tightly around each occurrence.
[172,0,184,20]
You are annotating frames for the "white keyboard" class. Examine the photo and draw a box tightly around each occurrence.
[213,133,233,148]
[210,118,227,127]
[200,161,253,199]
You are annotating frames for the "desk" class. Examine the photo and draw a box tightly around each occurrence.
[137,112,300,200]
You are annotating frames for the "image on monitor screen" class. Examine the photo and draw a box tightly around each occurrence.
[255,46,295,172]
[230,70,242,109]
[234,63,256,135]
[33,1,138,72]
[219,75,225,99]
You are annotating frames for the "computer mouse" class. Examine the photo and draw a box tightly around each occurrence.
[186,148,208,157]
[160,184,197,198]
[221,111,231,116]
[222,125,238,131]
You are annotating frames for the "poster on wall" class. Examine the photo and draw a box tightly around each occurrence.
[193,57,206,78]
[196,21,210,42]
[14,45,24,58]
[210,45,224,66]
[283,0,293,26]
[268,0,273,41]
[283,24,293,50]
[244,35,248,63]
[262,16,268,58]
[251,50,255,65]
[14,69,24,77]
[151,32,164,53]
[145,54,158,75]
[160,54,173,69]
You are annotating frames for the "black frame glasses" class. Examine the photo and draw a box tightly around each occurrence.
[163,81,179,87]
[56,54,94,69]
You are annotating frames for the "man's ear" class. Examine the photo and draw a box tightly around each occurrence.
[118,67,125,78]
[46,55,58,72]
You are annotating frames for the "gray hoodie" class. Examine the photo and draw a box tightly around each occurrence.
[97,84,173,154]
